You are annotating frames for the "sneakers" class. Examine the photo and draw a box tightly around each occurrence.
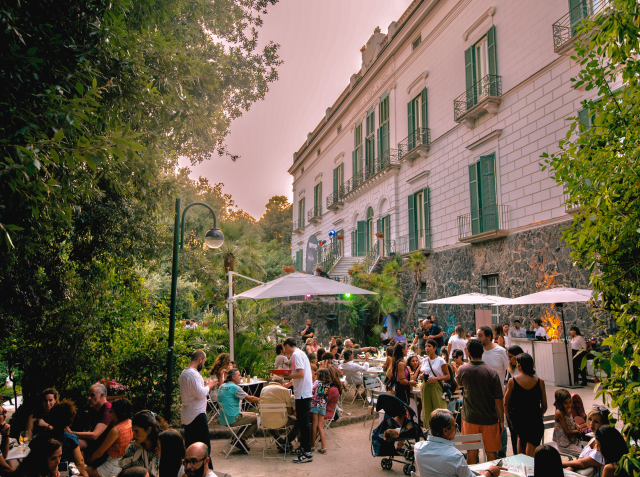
[293,452,313,463]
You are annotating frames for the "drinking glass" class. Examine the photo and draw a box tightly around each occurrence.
[20,431,29,451]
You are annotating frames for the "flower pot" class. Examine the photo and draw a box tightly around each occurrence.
[347,269,353,276]
[375,233,384,238]
[106,395,126,403]
[282,265,295,274]
[336,234,344,240]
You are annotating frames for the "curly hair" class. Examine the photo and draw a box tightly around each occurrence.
[209,353,230,380]
[48,399,76,431]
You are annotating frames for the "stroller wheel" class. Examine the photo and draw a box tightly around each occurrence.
[406,464,416,475]
[403,464,411,475]
[381,458,393,470]
[403,449,414,461]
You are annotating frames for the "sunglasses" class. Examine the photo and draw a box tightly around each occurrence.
[182,457,206,467]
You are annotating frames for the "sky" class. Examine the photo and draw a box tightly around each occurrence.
[177,0,414,219]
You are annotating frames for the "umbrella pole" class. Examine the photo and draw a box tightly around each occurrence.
[559,303,581,388]
[228,271,235,361]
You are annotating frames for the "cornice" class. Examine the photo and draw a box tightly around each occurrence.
[462,6,496,41]
[466,129,503,150]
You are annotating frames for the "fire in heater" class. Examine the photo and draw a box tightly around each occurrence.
[542,304,562,341]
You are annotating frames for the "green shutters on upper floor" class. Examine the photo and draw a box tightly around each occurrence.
[352,122,363,178]
[468,153,497,235]
[313,182,322,214]
[298,197,305,228]
[365,107,375,170]
[333,163,344,199]
[464,26,498,106]
[407,187,431,251]
[378,94,390,156]
[407,88,427,149]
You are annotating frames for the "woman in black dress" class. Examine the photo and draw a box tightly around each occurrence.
[387,342,413,405]
[504,353,547,457]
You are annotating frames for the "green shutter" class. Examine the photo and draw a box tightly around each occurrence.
[480,153,497,231]
[357,220,366,257]
[469,164,480,235]
[421,88,428,144]
[569,0,587,32]
[423,187,431,249]
[384,215,391,255]
[296,250,302,271]
[351,230,356,257]
[408,194,416,251]
[487,26,497,77]
[377,128,381,157]
[578,108,590,131]
[382,122,389,154]
[407,100,415,150]
[301,197,305,227]
[340,163,344,185]
[377,218,382,233]
[333,167,339,198]
[465,46,476,108]
[352,149,358,177]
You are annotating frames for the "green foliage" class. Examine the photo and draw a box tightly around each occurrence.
[259,196,293,246]
[541,0,640,468]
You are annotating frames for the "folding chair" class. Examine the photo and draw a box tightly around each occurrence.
[363,377,389,437]
[207,394,220,424]
[218,406,251,459]
[258,403,293,460]
[453,433,486,462]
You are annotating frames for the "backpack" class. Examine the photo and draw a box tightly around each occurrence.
[446,364,458,393]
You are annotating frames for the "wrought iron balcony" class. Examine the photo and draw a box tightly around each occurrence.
[454,75,502,127]
[341,149,400,199]
[563,184,582,214]
[316,241,342,273]
[552,0,606,54]
[396,229,433,256]
[292,219,304,233]
[398,128,431,164]
[457,204,509,243]
[326,188,345,210]
[307,205,322,224]
[381,239,395,257]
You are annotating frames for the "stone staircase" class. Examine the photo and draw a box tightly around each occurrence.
[329,256,361,282]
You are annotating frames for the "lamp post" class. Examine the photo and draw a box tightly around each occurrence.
[165,198,224,420]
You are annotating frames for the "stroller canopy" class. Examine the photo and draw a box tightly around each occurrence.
[376,394,417,420]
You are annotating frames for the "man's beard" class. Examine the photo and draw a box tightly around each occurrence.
[185,464,207,477]
[197,363,203,372]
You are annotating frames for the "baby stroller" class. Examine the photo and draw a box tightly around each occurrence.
[371,394,426,475]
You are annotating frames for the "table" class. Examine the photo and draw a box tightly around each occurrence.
[238,380,266,410]
[6,446,30,461]
[363,367,384,375]
[469,454,582,477]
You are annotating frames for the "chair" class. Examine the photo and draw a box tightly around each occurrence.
[452,433,485,463]
[258,403,293,460]
[362,376,386,408]
[207,394,220,424]
[218,405,251,459]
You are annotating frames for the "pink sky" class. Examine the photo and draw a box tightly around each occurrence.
[178,0,414,219]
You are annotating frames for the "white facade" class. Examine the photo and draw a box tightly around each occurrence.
[289,0,594,268]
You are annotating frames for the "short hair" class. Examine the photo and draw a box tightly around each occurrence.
[343,349,353,361]
[92,383,107,397]
[516,353,536,376]
[308,352,317,361]
[275,344,284,355]
[321,352,334,361]
[225,368,240,382]
[478,326,493,339]
[283,337,297,348]
[270,375,284,385]
[466,339,484,359]
[117,467,149,477]
[452,349,464,360]
[595,426,628,464]
[111,398,133,421]
[335,338,343,347]
[534,318,543,326]
[190,350,206,362]
[396,328,402,333]
[48,399,76,431]
[514,319,521,323]
[41,388,59,401]
[429,409,455,438]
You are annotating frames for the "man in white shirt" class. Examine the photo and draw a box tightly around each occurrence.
[511,320,527,338]
[184,443,218,477]
[341,349,370,398]
[179,350,218,462]
[533,319,549,340]
[380,327,391,345]
[283,337,314,464]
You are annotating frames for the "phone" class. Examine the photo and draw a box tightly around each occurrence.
[58,462,69,477]
[495,460,503,467]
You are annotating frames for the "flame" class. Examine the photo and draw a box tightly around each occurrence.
[542,308,562,340]
[530,258,563,340]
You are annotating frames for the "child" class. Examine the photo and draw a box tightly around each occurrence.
[553,389,584,456]
[563,408,606,476]
[311,368,331,454]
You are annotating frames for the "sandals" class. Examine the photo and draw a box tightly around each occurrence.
[319,448,327,454]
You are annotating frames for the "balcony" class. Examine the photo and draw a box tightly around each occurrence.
[307,206,322,224]
[326,189,345,211]
[316,241,342,272]
[457,204,509,243]
[454,75,502,128]
[552,0,606,56]
[396,229,433,257]
[342,149,401,201]
[292,220,304,234]
[398,128,431,165]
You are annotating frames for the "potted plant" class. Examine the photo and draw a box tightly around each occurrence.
[347,269,354,276]
[99,378,127,402]
[282,265,295,274]
[375,232,384,238]
[336,234,344,240]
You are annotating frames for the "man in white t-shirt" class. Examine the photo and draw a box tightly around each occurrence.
[283,337,313,464]
[533,319,549,340]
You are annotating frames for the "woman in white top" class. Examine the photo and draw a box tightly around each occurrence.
[502,323,512,348]
[563,409,606,477]
[533,319,549,339]
[447,325,468,359]
[570,326,588,386]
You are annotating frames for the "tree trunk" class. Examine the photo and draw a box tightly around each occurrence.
[403,282,421,332]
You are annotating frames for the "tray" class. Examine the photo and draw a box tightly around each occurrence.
[269,369,291,375]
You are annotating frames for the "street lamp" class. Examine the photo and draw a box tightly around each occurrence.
[165,198,224,420]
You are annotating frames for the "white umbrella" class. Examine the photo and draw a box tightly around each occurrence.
[233,272,377,300]
[421,293,511,305]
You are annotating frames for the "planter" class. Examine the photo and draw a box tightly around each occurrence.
[347,269,353,276]
[282,265,295,274]
[336,234,344,240]
[106,395,126,403]
[375,233,384,238]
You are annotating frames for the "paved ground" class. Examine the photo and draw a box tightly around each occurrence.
[207,383,611,477]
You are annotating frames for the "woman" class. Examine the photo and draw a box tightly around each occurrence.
[308,353,318,382]
[596,426,629,477]
[325,369,342,421]
[563,409,606,477]
[30,400,88,476]
[156,430,185,477]
[407,356,421,382]
[506,346,524,381]
[447,326,468,359]
[16,438,62,477]
[504,353,547,457]
[449,349,465,377]
[493,324,506,348]
[502,323,512,348]
[26,388,58,439]
[305,338,315,355]
[209,353,231,402]
[329,344,340,361]
[119,411,167,477]
[387,342,413,405]
[1,405,15,474]
[534,445,564,477]
[570,327,588,386]
[320,352,343,377]
[274,345,290,370]
[381,346,394,373]
[420,339,449,429]
[86,399,133,477]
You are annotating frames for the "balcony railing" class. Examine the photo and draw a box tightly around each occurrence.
[326,189,344,209]
[552,0,607,53]
[307,205,322,221]
[563,184,582,213]
[457,204,509,241]
[316,241,342,273]
[454,74,502,122]
[342,149,400,198]
[381,239,395,257]
[398,128,431,158]
[363,240,380,273]
[396,229,433,256]
[292,220,304,232]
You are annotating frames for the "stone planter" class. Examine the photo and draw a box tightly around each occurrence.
[106,395,126,403]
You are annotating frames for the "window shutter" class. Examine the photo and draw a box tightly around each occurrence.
[407,100,415,150]
[377,128,381,157]
[301,197,305,227]
[384,215,391,254]
[351,230,356,257]
[357,221,366,257]
[377,218,382,233]
[352,149,358,177]
[487,26,497,78]
[333,167,339,198]
[465,46,476,108]
[469,164,480,235]
[340,163,344,185]
[296,250,302,271]
[578,108,590,131]
[421,88,428,144]
[408,194,416,251]
[480,153,498,231]
[382,121,389,154]
[569,0,587,31]
[423,187,431,249]
[317,183,322,212]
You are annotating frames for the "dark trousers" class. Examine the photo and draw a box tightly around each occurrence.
[572,349,588,384]
[295,398,312,453]
[185,413,212,467]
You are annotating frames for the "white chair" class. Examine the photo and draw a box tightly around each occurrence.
[218,406,251,459]
[452,433,485,463]
[207,394,220,424]
[258,403,293,460]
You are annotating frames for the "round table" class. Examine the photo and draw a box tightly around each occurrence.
[6,446,30,461]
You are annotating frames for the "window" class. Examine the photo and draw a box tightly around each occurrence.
[407,89,428,149]
[352,122,363,178]
[298,197,305,228]
[412,35,422,51]
[332,163,344,201]
[313,183,322,215]
[377,214,391,255]
[317,148,321,156]
[417,283,428,322]
[407,187,431,251]
[482,274,500,324]
[464,26,497,107]
[378,94,390,157]
[468,153,498,235]
[366,207,374,252]
[337,124,342,134]
[365,108,375,171]
[475,36,489,82]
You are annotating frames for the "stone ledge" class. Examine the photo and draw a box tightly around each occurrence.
[458,229,508,244]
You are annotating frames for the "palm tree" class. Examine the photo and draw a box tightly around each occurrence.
[403,252,427,331]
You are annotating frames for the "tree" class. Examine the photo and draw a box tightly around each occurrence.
[402,252,428,331]
[259,196,292,246]
[542,0,640,463]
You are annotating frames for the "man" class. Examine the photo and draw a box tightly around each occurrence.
[336,338,344,356]
[73,383,111,452]
[343,339,375,353]
[183,442,218,477]
[380,327,391,345]
[426,316,444,354]
[476,327,509,384]
[415,409,504,477]
[316,265,329,278]
[179,350,218,461]
[283,337,314,463]
[341,349,370,398]
[390,328,407,345]
[184,319,192,329]
[411,326,418,341]
[300,319,314,341]
[218,369,260,453]
[259,375,297,451]
[456,339,504,464]
[412,320,429,354]
[533,319,549,340]
[511,320,527,338]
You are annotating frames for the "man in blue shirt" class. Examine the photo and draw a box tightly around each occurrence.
[218,369,260,453]
[426,316,444,354]
[390,328,407,345]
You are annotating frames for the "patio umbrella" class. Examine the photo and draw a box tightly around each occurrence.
[421,293,511,305]
[506,287,595,387]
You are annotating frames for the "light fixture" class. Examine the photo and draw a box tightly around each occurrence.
[204,227,225,249]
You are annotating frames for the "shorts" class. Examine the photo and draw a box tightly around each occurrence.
[462,420,502,453]
[96,456,123,477]
[310,407,326,416]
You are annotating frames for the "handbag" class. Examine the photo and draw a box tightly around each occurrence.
[426,358,444,391]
